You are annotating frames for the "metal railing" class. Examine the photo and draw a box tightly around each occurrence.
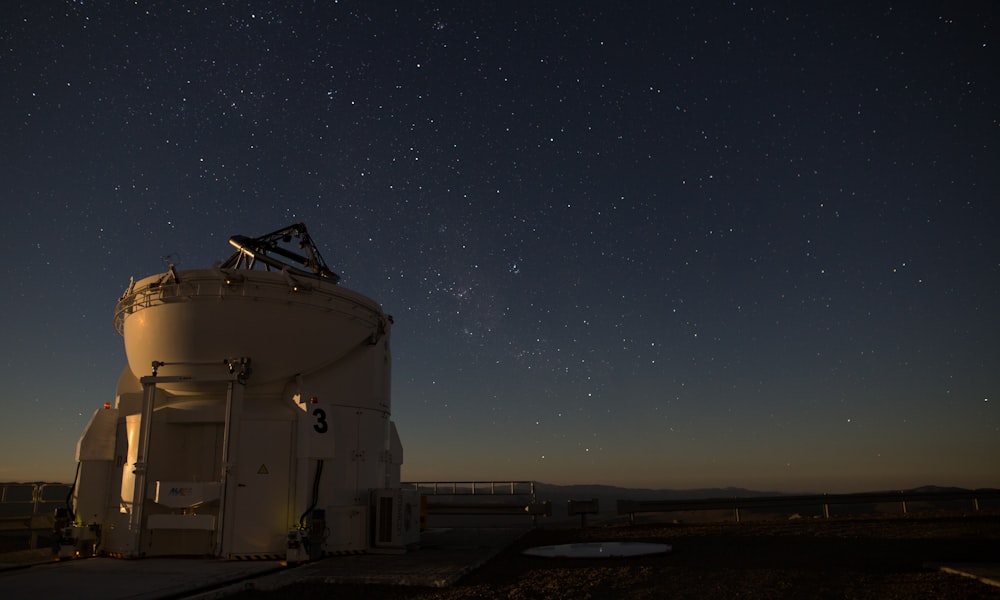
[407,480,537,497]
[405,481,551,524]
[0,483,72,550]
[616,489,1000,524]
[113,273,376,336]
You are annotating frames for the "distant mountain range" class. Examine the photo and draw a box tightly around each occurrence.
[3,481,991,523]
[531,483,993,520]
[533,483,784,518]
[537,482,785,500]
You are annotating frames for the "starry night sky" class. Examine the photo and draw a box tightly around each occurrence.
[2,2,997,492]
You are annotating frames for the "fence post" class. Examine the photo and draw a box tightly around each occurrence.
[30,484,41,549]
[568,499,599,528]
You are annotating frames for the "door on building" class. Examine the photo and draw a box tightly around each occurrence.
[229,420,292,555]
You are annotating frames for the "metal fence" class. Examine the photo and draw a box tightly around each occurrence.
[407,480,537,497]
[405,481,551,525]
[0,483,72,550]
[616,489,1000,524]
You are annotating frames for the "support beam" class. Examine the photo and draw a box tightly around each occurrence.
[217,381,244,557]
[128,380,158,557]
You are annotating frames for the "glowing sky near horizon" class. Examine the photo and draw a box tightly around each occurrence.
[1,2,997,492]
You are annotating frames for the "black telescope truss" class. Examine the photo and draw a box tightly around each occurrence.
[220,223,340,283]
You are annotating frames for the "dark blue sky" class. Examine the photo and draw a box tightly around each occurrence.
[2,1,997,491]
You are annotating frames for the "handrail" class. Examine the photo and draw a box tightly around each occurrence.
[113,271,378,336]
[405,481,536,498]
[617,488,1000,524]
[0,483,72,549]
[404,481,551,523]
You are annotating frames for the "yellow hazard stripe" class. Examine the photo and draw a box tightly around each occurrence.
[323,549,367,556]
[229,553,284,561]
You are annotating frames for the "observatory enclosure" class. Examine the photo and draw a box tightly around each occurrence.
[65,224,419,559]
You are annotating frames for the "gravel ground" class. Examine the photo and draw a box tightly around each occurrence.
[5,512,997,598]
[234,512,1000,600]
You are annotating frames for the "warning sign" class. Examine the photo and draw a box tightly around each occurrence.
[257,464,269,475]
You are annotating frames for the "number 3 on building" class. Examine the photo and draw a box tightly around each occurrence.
[312,408,328,434]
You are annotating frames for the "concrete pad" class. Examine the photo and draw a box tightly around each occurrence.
[0,548,55,570]
[196,527,529,597]
[0,555,283,599]
[0,528,529,599]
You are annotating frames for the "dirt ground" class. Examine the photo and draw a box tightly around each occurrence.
[5,512,998,598]
[236,512,1000,600]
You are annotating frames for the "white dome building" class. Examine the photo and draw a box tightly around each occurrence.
[67,224,418,559]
